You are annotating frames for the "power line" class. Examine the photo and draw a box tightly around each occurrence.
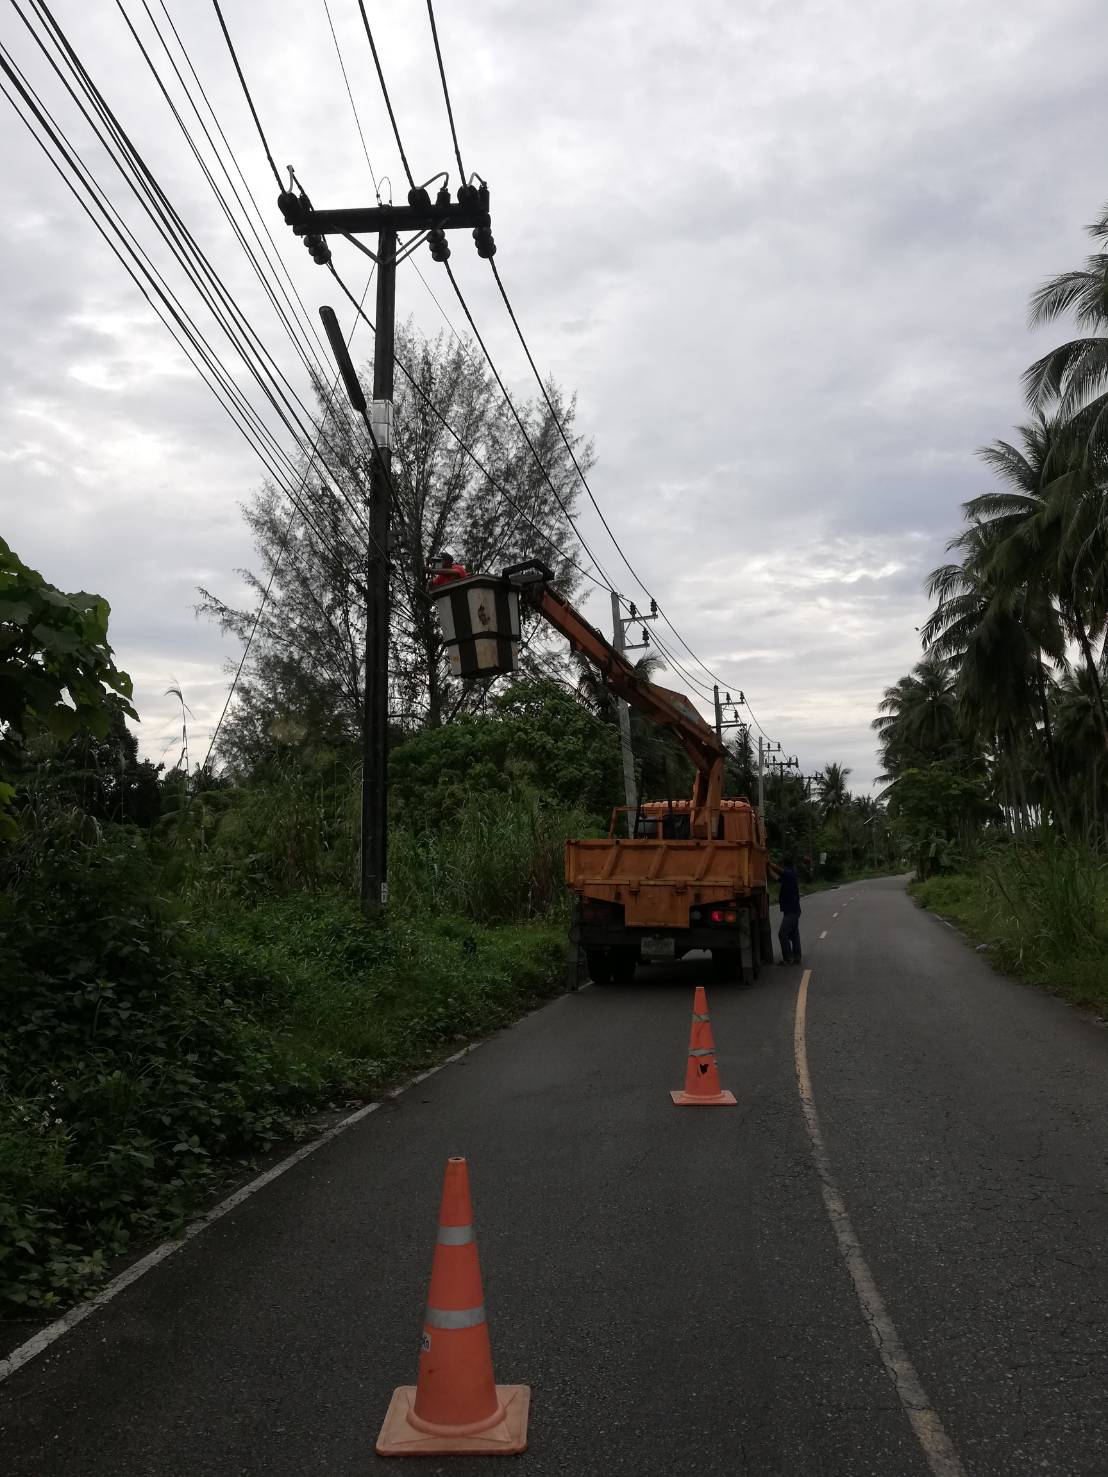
[416,4,772,728]
[484,255,772,735]
[25,0,341,482]
[0,19,393,627]
[425,0,465,186]
[441,259,620,589]
[152,0,332,369]
[354,0,415,189]
[45,0,412,582]
[199,278,376,775]
[342,9,622,588]
[209,0,282,188]
[327,261,613,598]
[115,0,329,389]
[320,0,380,199]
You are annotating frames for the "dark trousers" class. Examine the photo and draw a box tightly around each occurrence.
[779,912,802,962]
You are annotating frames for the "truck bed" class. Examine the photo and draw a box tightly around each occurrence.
[564,837,765,929]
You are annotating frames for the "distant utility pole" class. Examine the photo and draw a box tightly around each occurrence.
[758,737,783,819]
[611,594,657,835]
[712,686,747,744]
[285,176,493,915]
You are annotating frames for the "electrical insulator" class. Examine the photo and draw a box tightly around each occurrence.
[724,692,731,705]
[408,185,432,211]
[457,182,478,208]
[435,185,452,210]
[304,233,331,266]
[641,628,649,645]
[428,227,451,263]
[474,225,496,258]
[649,599,657,616]
[277,191,305,226]
[628,602,637,620]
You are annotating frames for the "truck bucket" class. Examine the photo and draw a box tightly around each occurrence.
[431,575,521,678]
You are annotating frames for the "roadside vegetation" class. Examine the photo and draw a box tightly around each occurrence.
[879,197,1108,1009]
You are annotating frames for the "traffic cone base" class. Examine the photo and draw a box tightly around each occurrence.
[670,1087,737,1106]
[375,1384,530,1456]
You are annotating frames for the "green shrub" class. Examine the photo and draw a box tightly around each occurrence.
[0,804,569,1313]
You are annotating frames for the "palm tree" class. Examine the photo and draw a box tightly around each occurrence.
[1024,204,1108,461]
[817,762,851,820]
[922,509,1066,828]
[872,653,963,777]
[571,648,663,719]
[956,418,1108,747]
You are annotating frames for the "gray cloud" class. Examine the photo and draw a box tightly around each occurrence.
[4,0,1107,789]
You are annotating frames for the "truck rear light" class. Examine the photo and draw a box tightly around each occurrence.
[708,908,738,925]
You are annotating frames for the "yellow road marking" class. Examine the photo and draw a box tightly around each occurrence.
[794,971,967,1477]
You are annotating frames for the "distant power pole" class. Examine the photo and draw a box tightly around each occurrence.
[758,737,782,819]
[611,594,657,835]
[287,177,493,915]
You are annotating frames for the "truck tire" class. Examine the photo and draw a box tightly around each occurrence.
[758,917,774,965]
[585,948,613,985]
[711,948,742,984]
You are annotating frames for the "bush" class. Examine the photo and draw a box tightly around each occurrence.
[0,818,321,1310]
[0,804,570,1313]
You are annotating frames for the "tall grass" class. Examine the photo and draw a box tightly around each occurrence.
[389,793,597,922]
[168,765,596,925]
[912,840,1108,1012]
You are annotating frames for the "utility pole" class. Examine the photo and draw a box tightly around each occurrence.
[611,594,657,835]
[758,737,782,820]
[365,229,395,914]
[289,174,493,915]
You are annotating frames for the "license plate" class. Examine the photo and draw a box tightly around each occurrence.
[641,935,675,959]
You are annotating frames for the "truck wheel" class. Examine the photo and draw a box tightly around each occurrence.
[711,949,742,984]
[585,948,613,985]
[611,949,638,984]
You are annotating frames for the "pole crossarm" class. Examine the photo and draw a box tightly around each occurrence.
[287,199,486,237]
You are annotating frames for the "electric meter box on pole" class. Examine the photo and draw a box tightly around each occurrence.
[431,575,521,677]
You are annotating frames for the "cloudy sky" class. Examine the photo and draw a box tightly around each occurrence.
[3,0,1106,788]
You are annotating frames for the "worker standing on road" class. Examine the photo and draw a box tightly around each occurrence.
[770,854,802,965]
[429,550,469,588]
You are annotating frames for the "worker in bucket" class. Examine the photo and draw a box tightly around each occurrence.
[769,854,802,965]
[429,550,469,589]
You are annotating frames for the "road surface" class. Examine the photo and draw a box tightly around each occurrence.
[1,877,1106,1475]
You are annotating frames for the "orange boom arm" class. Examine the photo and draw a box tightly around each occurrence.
[507,564,725,836]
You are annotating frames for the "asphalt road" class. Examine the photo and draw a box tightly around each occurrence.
[2,877,1106,1476]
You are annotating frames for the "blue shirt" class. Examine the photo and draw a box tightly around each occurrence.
[778,866,801,915]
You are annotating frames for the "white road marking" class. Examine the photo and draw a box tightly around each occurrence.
[793,971,967,1477]
[819,929,828,940]
[0,1040,484,1385]
[833,911,839,918]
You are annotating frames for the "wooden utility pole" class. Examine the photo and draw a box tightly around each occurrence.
[295,179,493,915]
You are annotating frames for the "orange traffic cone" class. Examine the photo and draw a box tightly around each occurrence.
[375,1157,530,1456]
[671,985,737,1105]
